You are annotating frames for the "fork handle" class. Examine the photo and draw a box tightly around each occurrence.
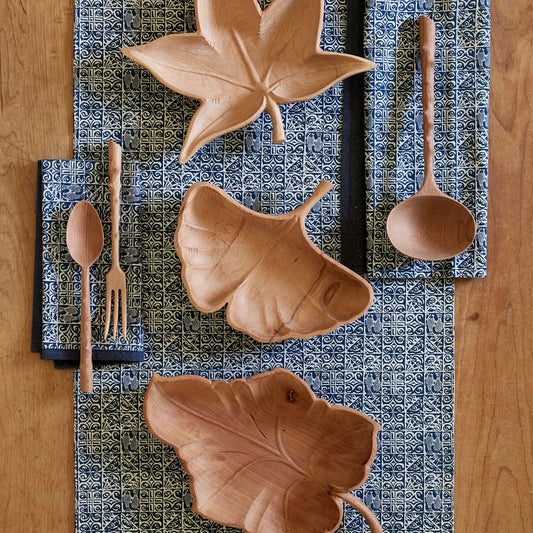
[108,140,122,266]
[80,267,93,393]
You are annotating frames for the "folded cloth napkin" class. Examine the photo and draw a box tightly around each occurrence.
[32,158,144,367]
[363,2,490,279]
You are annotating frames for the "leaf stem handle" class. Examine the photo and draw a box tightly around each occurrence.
[420,16,437,190]
[79,266,93,394]
[265,97,286,144]
[294,180,333,218]
[338,492,382,533]
[108,140,122,266]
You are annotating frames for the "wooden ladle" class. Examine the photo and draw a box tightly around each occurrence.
[386,16,476,261]
[66,201,104,394]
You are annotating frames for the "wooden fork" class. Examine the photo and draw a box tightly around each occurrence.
[104,140,127,340]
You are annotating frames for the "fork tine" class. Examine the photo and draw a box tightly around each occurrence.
[121,287,128,341]
[104,282,112,339]
[113,288,119,340]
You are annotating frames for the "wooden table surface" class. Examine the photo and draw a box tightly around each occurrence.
[1,1,531,531]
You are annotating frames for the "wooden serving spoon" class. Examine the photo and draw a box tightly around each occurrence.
[66,201,104,394]
[386,16,476,261]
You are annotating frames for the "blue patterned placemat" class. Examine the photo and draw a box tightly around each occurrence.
[365,0,489,278]
[37,159,144,361]
[75,279,454,533]
[73,1,455,532]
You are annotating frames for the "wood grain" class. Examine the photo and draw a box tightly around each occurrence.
[0,1,75,532]
[174,180,373,343]
[454,0,533,531]
[120,0,376,163]
[103,140,128,342]
[386,16,476,262]
[144,368,382,533]
[0,1,531,532]
[66,200,104,394]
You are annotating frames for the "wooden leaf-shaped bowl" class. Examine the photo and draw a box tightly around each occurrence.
[144,368,382,533]
[174,181,374,343]
[121,0,376,163]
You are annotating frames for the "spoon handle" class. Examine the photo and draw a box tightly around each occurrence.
[79,266,93,393]
[420,16,436,183]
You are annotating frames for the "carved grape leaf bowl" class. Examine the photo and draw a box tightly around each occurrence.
[144,368,382,533]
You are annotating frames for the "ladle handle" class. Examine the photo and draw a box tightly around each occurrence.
[79,267,93,394]
[420,16,436,184]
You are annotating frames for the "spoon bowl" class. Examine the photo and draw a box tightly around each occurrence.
[66,201,104,267]
[386,16,476,261]
[66,200,104,393]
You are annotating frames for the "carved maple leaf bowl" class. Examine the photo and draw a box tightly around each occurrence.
[174,180,374,343]
[121,0,376,163]
[144,368,382,533]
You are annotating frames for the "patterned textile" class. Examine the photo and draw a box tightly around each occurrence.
[75,279,454,533]
[39,159,144,361]
[365,0,490,278]
[73,1,458,532]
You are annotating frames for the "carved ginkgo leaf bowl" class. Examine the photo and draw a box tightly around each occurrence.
[144,368,382,533]
[174,180,374,343]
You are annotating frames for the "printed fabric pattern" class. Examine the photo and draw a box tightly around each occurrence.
[70,1,467,532]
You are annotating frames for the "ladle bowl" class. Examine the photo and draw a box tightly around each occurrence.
[386,16,476,261]
[387,189,476,261]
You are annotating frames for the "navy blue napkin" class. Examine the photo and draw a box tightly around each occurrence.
[32,159,144,367]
